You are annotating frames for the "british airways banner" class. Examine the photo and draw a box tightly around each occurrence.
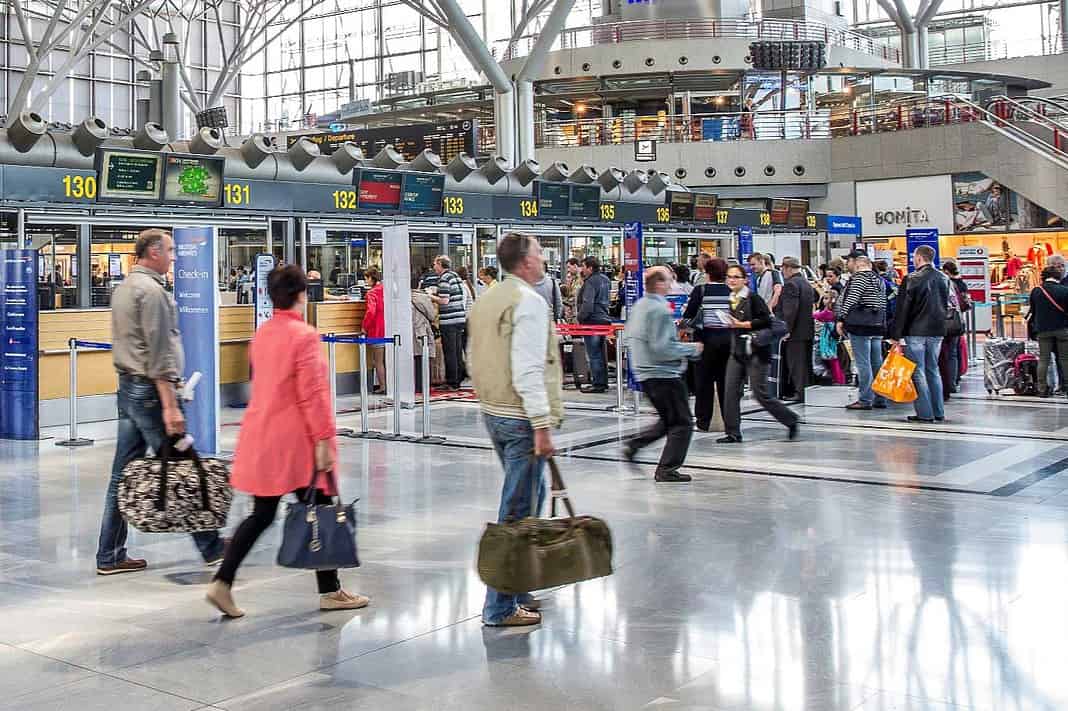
[174,227,220,454]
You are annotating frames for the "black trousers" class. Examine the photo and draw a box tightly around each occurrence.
[694,339,731,429]
[724,356,799,438]
[782,338,813,400]
[627,377,694,474]
[214,488,340,594]
[440,324,465,388]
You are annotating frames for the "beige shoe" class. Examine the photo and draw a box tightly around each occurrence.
[205,580,245,618]
[320,590,371,611]
[484,608,542,627]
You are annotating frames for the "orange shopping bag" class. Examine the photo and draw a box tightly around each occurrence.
[872,346,918,403]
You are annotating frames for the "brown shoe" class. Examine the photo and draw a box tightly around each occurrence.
[205,580,245,618]
[485,608,542,627]
[320,590,371,611]
[96,558,147,576]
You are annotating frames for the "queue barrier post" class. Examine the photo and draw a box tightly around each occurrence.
[57,339,110,448]
[335,334,386,440]
[376,335,415,442]
[418,335,445,444]
[325,333,354,436]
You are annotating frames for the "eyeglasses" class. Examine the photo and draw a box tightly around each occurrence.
[726,274,746,280]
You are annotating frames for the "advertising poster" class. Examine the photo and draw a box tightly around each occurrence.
[173,227,220,454]
[952,171,1064,232]
[905,228,940,271]
[0,249,38,439]
[623,222,644,309]
[254,253,274,330]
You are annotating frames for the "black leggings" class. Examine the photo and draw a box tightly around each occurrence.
[214,488,340,594]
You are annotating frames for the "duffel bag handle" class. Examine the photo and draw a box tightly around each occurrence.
[156,437,211,513]
[545,457,577,519]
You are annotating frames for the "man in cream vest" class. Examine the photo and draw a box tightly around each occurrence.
[468,232,563,627]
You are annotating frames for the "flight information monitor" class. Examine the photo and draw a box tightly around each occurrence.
[569,184,602,220]
[161,153,225,206]
[770,198,790,225]
[693,194,717,221]
[536,181,570,218]
[400,173,445,215]
[668,191,695,220]
[787,198,810,227]
[356,169,402,211]
[96,149,163,202]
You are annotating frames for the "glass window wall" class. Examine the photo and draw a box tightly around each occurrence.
[31,226,81,310]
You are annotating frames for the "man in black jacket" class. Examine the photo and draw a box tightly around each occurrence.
[889,245,949,423]
[778,257,815,402]
[577,256,612,393]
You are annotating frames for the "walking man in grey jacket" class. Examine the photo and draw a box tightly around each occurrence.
[622,267,703,482]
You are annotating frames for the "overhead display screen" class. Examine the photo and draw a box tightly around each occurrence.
[536,181,570,218]
[787,198,810,227]
[97,149,162,202]
[668,191,695,220]
[400,173,444,215]
[770,198,790,225]
[356,169,402,210]
[161,153,224,206]
[288,121,476,164]
[569,184,601,220]
[693,194,717,221]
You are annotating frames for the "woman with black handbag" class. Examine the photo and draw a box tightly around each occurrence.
[719,264,800,443]
[682,257,733,431]
[205,265,369,618]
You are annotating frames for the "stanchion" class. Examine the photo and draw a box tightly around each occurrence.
[377,335,414,442]
[326,333,354,436]
[609,339,638,415]
[342,335,380,440]
[57,338,94,447]
[417,335,445,444]
[967,308,980,366]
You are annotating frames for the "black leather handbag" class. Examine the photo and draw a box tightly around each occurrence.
[844,306,886,332]
[277,470,360,571]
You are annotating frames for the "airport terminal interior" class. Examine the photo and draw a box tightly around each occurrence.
[6,0,1068,709]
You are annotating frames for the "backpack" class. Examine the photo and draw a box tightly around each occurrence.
[1013,353,1039,396]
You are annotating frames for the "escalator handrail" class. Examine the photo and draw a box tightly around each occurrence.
[983,95,1068,132]
[955,97,1068,162]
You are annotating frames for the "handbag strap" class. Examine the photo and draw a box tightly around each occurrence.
[545,457,577,519]
[303,466,341,505]
[1039,286,1066,314]
[156,438,210,512]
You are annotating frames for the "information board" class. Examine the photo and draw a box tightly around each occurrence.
[623,221,644,393]
[254,253,274,330]
[787,199,809,227]
[0,249,37,440]
[769,198,790,225]
[537,181,570,218]
[693,194,717,222]
[162,153,225,206]
[289,120,476,163]
[905,228,940,271]
[400,173,444,215]
[569,184,601,221]
[174,227,220,454]
[97,149,162,202]
[668,191,695,220]
[357,169,402,211]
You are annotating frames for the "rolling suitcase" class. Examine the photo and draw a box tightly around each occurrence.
[984,338,1026,394]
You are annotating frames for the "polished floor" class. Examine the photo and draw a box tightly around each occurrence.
[3,370,1068,710]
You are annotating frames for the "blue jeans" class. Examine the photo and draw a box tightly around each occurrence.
[904,337,944,421]
[583,335,607,388]
[96,375,224,567]
[482,414,547,624]
[849,334,887,406]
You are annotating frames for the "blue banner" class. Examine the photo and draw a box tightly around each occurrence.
[905,228,941,272]
[0,249,38,439]
[738,226,754,262]
[174,227,220,454]
[623,222,643,392]
[827,215,862,236]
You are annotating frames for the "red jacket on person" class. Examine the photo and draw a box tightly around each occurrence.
[363,282,385,339]
[230,309,338,496]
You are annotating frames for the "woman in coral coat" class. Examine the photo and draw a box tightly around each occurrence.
[205,265,369,618]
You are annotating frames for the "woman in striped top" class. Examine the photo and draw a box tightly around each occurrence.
[682,257,733,431]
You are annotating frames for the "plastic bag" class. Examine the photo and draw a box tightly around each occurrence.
[872,346,918,403]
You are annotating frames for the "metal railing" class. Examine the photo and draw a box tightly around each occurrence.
[536,110,832,148]
[500,17,900,64]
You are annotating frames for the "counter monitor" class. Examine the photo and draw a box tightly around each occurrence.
[357,169,402,211]
[569,184,602,220]
[536,181,570,218]
[693,194,717,221]
[96,149,163,203]
[770,198,790,225]
[161,153,225,206]
[668,191,695,220]
[400,172,445,215]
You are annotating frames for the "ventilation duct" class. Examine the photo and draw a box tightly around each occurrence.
[133,123,169,151]
[511,159,542,187]
[648,171,670,195]
[372,145,404,169]
[569,165,598,184]
[598,167,626,192]
[8,112,47,153]
[404,149,442,173]
[331,143,364,174]
[240,134,273,169]
[480,156,509,185]
[446,153,478,182]
[541,161,569,182]
[623,170,649,194]
[287,138,320,171]
[71,117,108,156]
[187,127,223,155]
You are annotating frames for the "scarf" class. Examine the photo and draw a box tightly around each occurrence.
[729,285,750,310]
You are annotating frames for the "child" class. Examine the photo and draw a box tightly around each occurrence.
[813,290,846,385]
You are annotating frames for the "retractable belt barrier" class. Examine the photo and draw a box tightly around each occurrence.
[322,333,407,441]
[555,323,636,413]
[57,339,113,448]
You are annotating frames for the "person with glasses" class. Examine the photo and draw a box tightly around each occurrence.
[720,265,800,443]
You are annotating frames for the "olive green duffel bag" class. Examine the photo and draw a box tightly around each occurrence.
[477,457,613,595]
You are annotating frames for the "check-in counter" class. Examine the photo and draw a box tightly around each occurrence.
[308,301,368,388]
